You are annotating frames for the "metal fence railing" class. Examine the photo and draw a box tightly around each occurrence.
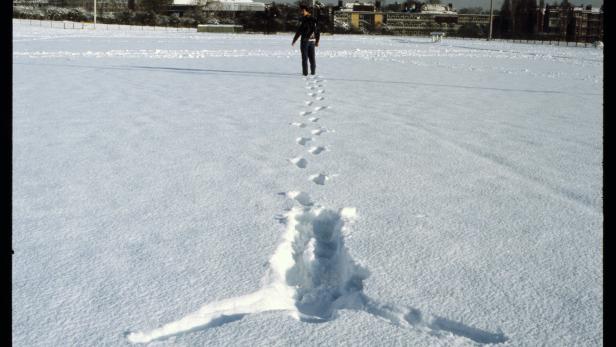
[430,35,601,48]
[13,18,602,48]
[13,18,196,32]
[488,37,601,48]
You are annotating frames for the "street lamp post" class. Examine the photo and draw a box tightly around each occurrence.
[488,0,493,40]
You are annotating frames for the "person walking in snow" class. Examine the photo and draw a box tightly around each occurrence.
[292,4,320,76]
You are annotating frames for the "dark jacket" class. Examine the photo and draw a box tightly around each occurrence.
[292,15,320,45]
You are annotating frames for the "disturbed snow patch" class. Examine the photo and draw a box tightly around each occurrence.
[309,173,330,185]
[296,137,312,146]
[126,206,363,343]
[126,206,508,345]
[289,157,308,169]
[280,206,367,320]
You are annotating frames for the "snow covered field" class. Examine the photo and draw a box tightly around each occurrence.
[12,20,602,346]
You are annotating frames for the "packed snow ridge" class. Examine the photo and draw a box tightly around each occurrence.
[126,205,507,345]
[125,205,362,343]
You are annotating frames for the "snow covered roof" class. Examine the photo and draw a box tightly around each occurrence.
[343,2,373,9]
[173,0,263,4]
[172,0,265,10]
[420,4,456,14]
[173,0,200,5]
[205,0,265,11]
[570,6,602,13]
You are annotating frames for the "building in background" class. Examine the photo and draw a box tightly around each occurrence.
[543,4,602,42]
[168,0,264,16]
[203,0,264,12]
[332,0,603,41]
[334,1,490,37]
[167,0,205,15]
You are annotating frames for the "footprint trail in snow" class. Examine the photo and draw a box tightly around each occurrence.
[126,204,507,345]
[126,75,508,345]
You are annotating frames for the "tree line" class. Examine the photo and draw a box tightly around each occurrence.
[12,1,334,33]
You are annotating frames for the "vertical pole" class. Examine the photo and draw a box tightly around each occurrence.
[94,0,97,28]
[312,0,315,20]
[488,0,493,40]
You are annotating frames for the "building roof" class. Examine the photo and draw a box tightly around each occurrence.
[420,3,456,14]
[173,0,199,5]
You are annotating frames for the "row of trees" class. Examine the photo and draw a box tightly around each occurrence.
[13,5,200,27]
[11,3,488,37]
[12,2,333,33]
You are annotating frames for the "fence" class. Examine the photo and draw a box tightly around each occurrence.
[490,37,600,48]
[439,35,600,48]
[13,18,602,48]
[13,18,196,32]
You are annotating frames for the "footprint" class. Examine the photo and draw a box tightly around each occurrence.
[296,137,312,146]
[280,191,314,206]
[309,173,329,185]
[291,122,307,128]
[299,111,312,116]
[289,157,308,169]
[308,117,319,122]
[311,128,327,136]
[317,90,325,94]
[313,106,329,112]
[309,146,327,155]
[315,96,324,101]
[305,101,314,106]
[307,93,317,97]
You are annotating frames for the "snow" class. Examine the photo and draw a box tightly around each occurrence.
[12,20,602,346]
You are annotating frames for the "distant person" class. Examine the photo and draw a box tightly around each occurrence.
[292,4,320,76]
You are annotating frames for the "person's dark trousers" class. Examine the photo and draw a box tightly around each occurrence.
[300,40,316,76]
